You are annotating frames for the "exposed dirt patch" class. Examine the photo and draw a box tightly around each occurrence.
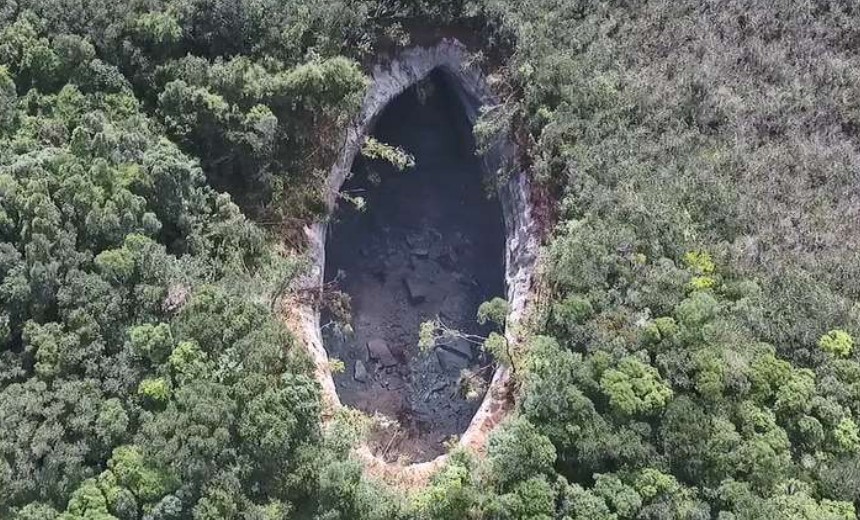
[322,71,506,463]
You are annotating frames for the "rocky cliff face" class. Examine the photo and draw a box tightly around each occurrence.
[293,38,539,484]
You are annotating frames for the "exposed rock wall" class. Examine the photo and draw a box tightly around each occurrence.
[291,38,538,486]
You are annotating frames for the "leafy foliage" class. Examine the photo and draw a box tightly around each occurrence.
[0,10,387,516]
[408,0,860,517]
[3,0,860,518]
[361,137,415,171]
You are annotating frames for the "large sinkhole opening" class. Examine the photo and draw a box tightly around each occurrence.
[322,69,507,463]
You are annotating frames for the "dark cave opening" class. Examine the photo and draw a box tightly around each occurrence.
[322,69,507,462]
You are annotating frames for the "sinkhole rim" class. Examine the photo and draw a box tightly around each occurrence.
[290,38,539,487]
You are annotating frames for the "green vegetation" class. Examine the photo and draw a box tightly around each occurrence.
[361,137,416,172]
[3,0,860,518]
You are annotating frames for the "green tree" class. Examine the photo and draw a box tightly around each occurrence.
[599,357,673,416]
[819,330,854,358]
[486,417,557,490]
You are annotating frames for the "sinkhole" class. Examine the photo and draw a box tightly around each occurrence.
[322,69,507,462]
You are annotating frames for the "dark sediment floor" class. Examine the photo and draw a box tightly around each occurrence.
[322,70,506,462]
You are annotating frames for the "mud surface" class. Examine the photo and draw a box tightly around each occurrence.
[322,71,506,462]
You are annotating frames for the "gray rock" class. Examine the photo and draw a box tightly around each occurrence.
[438,336,474,360]
[403,277,428,304]
[435,247,458,270]
[440,294,465,320]
[353,360,368,382]
[406,233,425,248]
[371,265,386,282]
[436,348,470,371]
[457,275,479,288]
[367,338,397,367]
[431,381,449,393]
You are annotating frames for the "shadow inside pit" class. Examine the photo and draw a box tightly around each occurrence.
[322,69,506,463]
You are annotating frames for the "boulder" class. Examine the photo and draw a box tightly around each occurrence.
[366,338,397,367]
[435,247,458,270]
[438,336,474,360]
[440,293,465,320]
[353,360,368,382]
[436,348,470,371]
[403,276,429,304]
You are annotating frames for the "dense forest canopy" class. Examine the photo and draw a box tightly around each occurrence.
[1,0,860,519]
